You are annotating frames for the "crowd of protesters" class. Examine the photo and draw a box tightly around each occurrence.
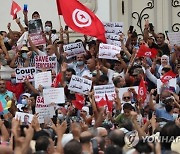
[0,8,180,154]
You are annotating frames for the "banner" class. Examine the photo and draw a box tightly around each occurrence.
[68,75,92,95]
[99,43,121,60]
[167,32,180,46]
[34,71,52,89]
[63,42,85,59]
[15,67,36,83]
[94,84,116,102]
[28,19,46,46]
[43,88,65,104]
[35,56,57,73]
[35,96,55,123]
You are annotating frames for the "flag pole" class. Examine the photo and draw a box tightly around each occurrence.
[58,15,62,27]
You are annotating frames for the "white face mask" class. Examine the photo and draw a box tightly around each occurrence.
[44,26,51,32]
[173,113,179,119]
[3,37,9,43]
[58,114,64,120]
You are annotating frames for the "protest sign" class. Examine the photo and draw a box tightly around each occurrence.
[15,112,33,125]
[43,88,65,104]
[157,78,176,94]
[105,33,122,47]
[34,71,52,89]
[118,86,138,102]
[63,42,85,59]
[167,32,180,46]
[28,19,46,46]
[99,43,121,60]
[94,84,116,102]
[35,56,57,73]
[35,96,55,123]
[68,75,92,95]
[15,67,36,83]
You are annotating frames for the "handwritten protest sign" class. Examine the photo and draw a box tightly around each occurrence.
[94,84,116,102]
[157,78,176,94]
[43,88,65,104]
[15,67,36,83]
[34,71,52,89]
[105,33,122,47]
[63,42,85,59]
[167,32,180,46]
[28,19,46,46]
[99,43,121,60]
[35,96,55,123]
[68,75,92,95]
[35,56,57,73]
[15,112,33,125]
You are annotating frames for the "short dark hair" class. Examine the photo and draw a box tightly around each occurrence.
[66,68,76,75]
[162,67,171,73]
[45,21,52,27]
[105,145,122,154]
[99,74,109,83]
[131,31,138,38]
[35,136,50,152]
[158,33,165,39]
[123,103,134,110]
[64,139,82,154]
[32,11,40,18]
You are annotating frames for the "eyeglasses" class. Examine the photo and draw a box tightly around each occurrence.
[123,96,131,100]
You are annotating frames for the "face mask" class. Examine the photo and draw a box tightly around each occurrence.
[11,78,16,84]
[22,53,28,59]
[44,26,51,32]
[21,99,27,105]
[77,61,84,66]
[58,114,64,120]
[3,37,9,43]
[173,113,179,119]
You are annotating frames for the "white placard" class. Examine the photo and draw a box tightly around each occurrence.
[94,84,116,102]
[104,22,124,35]
[157,78,177,94]
[63,42,85,59]
[99,43,121,60]
[15,112,34,125]
[35,96,55,123]
[167,32,180,46]
[34,71,52,89]
[35,56,57,73]
[43,88,65,104]
[15,67,36,83]
[118,86,138,102]
[68,75,92,95]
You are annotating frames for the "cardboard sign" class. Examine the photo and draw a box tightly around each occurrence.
[34,71,52,89]
[15,67,36,83]
[68,75,92,95]
[43,88,65,104]
[99,43,121,60]
[63,42,85,59]
[104,22,124,35]
[94,84,116,102]
[15,112,34,125]
[35,56,57,73]
[167,32,180,46]
[35,96,55,123]
[28,19,46,46]
[105,33,122,47]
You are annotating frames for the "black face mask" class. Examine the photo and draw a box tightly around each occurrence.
[165,104,173,112]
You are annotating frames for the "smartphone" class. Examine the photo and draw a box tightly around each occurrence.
[153,89,157,96]
[91,138,98,154]
[23,4,28,12]
[20,125,29,137]
[165,31,169,40]
[65,25,68,31]
[129,26,134,33]
[149,23,154,31]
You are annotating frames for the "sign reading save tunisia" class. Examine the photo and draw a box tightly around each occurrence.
[57,0,106,43]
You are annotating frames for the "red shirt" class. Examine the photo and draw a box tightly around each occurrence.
[6,81,24,100]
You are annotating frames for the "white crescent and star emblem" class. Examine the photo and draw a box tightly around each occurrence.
[72,9,92,27]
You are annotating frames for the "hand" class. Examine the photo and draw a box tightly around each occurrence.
[51,121,67,137]
[119,34,125,42]
[7,23,11,29]
[150,114,156,128]
[128,88,136,93]
[150,89,156,96]
[144,20,149,29]
[175,117,180,128]
[27,51,32,59]
[23,10,28,16]
[61,62,67,72]
[116,53,121,59]
[130,111,137,121]
[38,85,43,93]
[60,27,63,35]
[31,114,41,131]
[15,18,21,24]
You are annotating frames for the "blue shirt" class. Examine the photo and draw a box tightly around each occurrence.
[155,108,174,121]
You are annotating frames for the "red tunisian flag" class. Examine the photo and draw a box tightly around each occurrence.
[58,0,106,43]
[72,93,85,110]
[160,70,176,83]
[10,1,21,19]
[137,45,157,58]
[52,73,62,88]
[137,78,147,103]
[56,0,62,15]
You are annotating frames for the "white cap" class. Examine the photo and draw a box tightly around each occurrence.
[82,106,89,116]
[22,93,31,98]
[61,134,73,147]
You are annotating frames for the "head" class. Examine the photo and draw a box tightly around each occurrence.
[32,11,40,19]
[105,145,122,154]
[160,90,171,103]
[81,106,89,116]
[161,66,171,76]
[80,131,93,144]
[122,92,132,103]
[123,103,134,117]
[45,21,52,33]
[132,67,144,82]
[24,115,29,124]
[76,54,85,66]
[10,72,16,84]
[0,79,6,93]
[97,127,108,138]
[64,139,82,154]
[87,58,96,71]
[46,45,55,56]
[157,33,165,46]
[35,136,55,154]
[131,31,138,46]
[66,68,76,82]
[113,61,122,72]
[163,98,175,113]
[12,31,21,42]
[161,55,169,66]
[98,74,109,85]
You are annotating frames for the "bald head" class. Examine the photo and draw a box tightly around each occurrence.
[97,127,108,138]
[80,131,93,144]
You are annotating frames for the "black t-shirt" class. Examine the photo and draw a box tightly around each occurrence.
[157,43,170,56]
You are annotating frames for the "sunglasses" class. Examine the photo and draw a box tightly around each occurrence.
[123,96,131,100]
